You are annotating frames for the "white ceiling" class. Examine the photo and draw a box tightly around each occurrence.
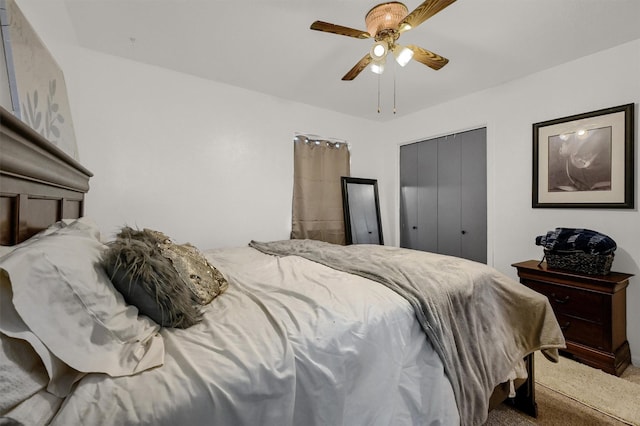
[64,0,640,121]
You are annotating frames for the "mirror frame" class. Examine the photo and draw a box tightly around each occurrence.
[341,177,384,245]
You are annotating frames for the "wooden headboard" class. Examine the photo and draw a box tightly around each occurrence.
[0,106,92,245]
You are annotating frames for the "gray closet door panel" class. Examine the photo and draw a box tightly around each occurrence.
[399,127,486,264]
[460,128,487,263]
[417,141,438,252]
[437,137,462,257]
[400,143,418,248]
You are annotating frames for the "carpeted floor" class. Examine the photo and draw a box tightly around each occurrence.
[485,354,640,425]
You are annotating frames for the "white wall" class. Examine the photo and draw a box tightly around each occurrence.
[378,39,640,365]
[47,45,386,250]
[5,0,389,252]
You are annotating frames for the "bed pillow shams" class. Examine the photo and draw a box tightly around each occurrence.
[0,218,164,384]
[0,218,75,259]
[102,227,228,328]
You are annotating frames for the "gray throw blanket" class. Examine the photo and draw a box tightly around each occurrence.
[249,240,565,426]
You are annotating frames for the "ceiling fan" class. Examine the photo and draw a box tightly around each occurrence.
[310,0,456,80]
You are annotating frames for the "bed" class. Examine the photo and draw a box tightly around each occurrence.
[0,106,565,426]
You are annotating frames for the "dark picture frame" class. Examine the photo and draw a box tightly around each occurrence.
[341,177,384,245]
[532,103,634,208]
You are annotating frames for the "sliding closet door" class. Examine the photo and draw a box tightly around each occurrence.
[400,143,419,249]
[417,141,438,252]
[437,136,462,257]
[400,141,438,252]
[399,128,487,263]
[460,128,487,262]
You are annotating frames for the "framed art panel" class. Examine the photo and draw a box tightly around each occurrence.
[0,0,79,160]
[532,103,634,208]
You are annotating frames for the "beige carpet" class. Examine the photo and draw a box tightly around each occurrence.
[485,353,640,425]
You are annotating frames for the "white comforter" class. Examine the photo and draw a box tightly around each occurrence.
[49,246,460,425]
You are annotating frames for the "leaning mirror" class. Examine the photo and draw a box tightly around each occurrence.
[341,177,384,245]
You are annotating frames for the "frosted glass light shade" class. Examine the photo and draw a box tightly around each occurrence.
[394,45,414,66]
[370,41,388,60]
[371,58,386,74]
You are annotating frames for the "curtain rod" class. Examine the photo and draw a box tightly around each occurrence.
[294,132,350,147]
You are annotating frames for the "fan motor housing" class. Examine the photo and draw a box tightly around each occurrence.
[365,2,408,36]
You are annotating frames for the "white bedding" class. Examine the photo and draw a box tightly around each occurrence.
[49,246,460,425]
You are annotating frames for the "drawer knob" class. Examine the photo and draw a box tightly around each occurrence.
[550,293,570,304]
[560,321,571,331]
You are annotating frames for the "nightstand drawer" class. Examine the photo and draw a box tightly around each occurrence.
[556,313,605,350]
[523,279,604,323]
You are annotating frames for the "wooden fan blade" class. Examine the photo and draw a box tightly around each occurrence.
[407,45,449,70]
[342,54,373,81]
[310,21,371,39]
[399,0,456,32]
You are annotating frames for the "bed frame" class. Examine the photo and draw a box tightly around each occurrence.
[0,106,91,245]
[0,105,538,419]
[497,354,538,417]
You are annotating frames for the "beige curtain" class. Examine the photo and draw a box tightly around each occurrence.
[291,134,350,244]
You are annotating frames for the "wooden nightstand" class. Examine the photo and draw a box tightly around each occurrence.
[512,260,633,376]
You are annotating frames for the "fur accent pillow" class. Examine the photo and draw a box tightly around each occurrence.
[102,227,227,328]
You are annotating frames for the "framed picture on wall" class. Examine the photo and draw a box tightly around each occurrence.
[532,103,634,209]
[0,0,79,160]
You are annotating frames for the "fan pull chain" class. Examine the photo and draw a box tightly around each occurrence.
[377,73,381,114]
[393,61,397,114]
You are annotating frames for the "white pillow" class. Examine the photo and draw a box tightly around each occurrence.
[0,245,15,259]
[0,218,164,380]
[0,218,85,258]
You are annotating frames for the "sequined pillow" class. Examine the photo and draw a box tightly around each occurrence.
[101,227,228,328]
